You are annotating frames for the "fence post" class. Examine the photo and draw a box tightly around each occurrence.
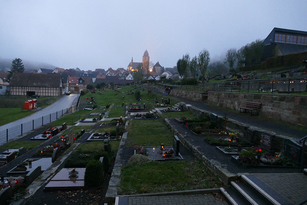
[6,129,8,143]
[33,119,34,130]
[21,124,23,136]
[42,116,44,126]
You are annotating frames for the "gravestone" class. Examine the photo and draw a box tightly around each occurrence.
[173,135,180,156]
[116,123,119,139]
[68,130,74,145]
[260,133,272,151]
[284,139,302,165]
[104,139,110,153]
[52,148,59,163]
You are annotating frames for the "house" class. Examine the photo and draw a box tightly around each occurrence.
[161,71,173,79]
[68,76,92,93]
[153,62,163,75]
[37,68,53,74]
[125,73,134,80]
[263,27,307,59]
[53,68,65,73]
[9,73,62,96]
[0,73,9,95]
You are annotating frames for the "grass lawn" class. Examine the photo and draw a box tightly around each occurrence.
[50,110,91,126]
[0,140,42,150]
[108,106,125,118]
[119,160,223,195]
[0,108,35,126]
[0,96,62,126]
[126,119,173,147]
[75,141,120,152]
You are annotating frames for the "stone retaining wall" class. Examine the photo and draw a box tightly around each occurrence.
[169,89,307,126]
[208,92,307,126]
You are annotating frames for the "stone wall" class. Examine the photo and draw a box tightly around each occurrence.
[169,89,307,126]
[169,89,204,101]
[207,92,307,126]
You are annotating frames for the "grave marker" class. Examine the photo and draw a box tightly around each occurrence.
[68,129,74,144]
[116,123,119,139]
[261,133,272,151]
[173,135,180,156]
[284,139,302,165]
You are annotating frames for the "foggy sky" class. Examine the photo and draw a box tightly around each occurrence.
[1,0,307,70]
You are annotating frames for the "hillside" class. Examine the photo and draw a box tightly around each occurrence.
[0,57,56,72]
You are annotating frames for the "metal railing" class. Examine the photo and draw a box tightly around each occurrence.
[0,105,77,146]
[155,77,307,94]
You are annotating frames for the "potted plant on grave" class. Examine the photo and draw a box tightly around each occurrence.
[69,168,78,178]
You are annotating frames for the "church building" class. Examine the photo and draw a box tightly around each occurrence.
[127,50,150,75]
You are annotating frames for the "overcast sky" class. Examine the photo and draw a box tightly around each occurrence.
[1,0,307,71]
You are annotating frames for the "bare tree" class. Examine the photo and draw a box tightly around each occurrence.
[189,56,198,78]
[198,49,210,81]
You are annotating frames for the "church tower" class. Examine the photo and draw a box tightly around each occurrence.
[142,50,149,75]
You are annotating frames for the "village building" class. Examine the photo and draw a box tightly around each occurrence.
[127,50,150,75]
[9,73,62,97]
[263,27,307,59]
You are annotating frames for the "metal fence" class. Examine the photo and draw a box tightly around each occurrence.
[0,105,77,146]
[156,77,307,94]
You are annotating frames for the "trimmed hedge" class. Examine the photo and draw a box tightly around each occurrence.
[84,159,104,187]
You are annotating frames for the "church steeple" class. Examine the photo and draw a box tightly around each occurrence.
[142,50,149,75]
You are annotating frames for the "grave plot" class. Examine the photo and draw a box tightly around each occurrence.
[175,114,230,136]
[88,122,123,141]
[142,135,183,161]
[7,158,52,176]
[130,112,157,120]
[0,147,26,167]
[31,123,67,140]
[87,132,110,141]
[127,102,145,112]
[205,135,252,146]
[231,137,301,168]
[155,98,171,107]
[44,168,86,191]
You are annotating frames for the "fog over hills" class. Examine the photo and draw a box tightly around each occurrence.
[0,57,57,72]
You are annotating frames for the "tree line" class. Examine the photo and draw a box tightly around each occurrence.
[176,39,264,81]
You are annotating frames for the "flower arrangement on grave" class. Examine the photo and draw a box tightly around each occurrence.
[69,168,78,178]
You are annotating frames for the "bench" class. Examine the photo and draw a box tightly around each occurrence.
[239,101,262,115]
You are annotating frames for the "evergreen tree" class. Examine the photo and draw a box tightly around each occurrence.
[7,58,24,82]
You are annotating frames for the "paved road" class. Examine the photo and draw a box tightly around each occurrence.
[0,94,79,131]
[0,94,80,145]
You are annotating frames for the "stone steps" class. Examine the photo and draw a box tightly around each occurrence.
[221,174,286,205]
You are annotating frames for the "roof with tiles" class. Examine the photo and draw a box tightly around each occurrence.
[10,73,61,87]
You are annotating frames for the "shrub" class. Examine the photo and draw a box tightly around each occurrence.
[127,154,152,166]
[94,150,110,172]
[209,121,217,129]
[135,90,141,101]
[194,126,203,134]
[84,159,104,187]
